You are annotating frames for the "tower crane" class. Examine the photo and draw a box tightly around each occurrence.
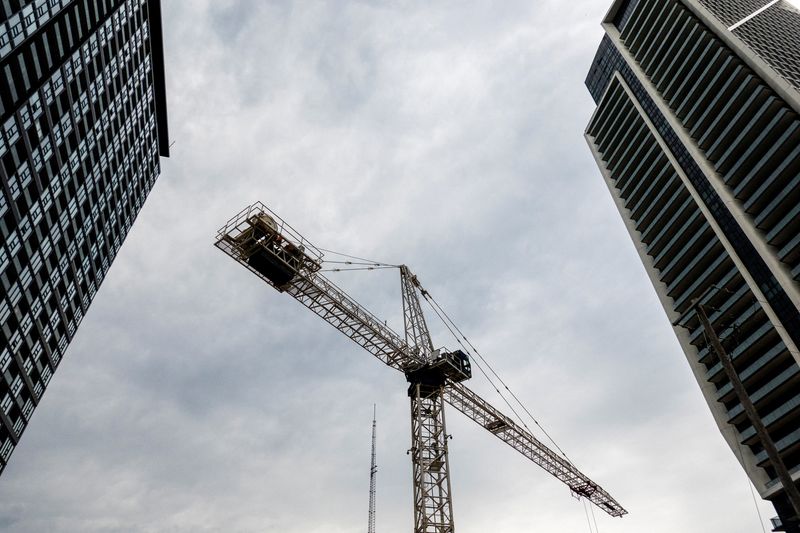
[215,202,627,532]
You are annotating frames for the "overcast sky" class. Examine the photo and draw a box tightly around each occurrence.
[0,1,781,532]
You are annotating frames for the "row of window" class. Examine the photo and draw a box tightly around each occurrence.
[587,6,800,484]
[0,0,148,61]
[0,127,159,346]
[0,0,70,60]
[0,0,148,157]
[617,0,800,346]
[588,72,800,481]
[2,10,152,225]
[3,66,155,260]
[0,2,159,466]
[0,0,148,118]
[0,151,158,449]
[1,118,158,343]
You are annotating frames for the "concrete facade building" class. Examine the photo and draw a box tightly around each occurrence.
[0,0,168,475]
[584,0,800,529]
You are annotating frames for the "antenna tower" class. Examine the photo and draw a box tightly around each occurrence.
[368,405,377,533]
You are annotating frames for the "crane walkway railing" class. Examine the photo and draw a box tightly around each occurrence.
[285,273,417,371]
[443,381,628,518]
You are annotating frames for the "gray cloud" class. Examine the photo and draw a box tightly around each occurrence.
[0,0,777,532]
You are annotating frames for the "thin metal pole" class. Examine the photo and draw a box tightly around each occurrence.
[368,405,377,533]
[695,303,800,524]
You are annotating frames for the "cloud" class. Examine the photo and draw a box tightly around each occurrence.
[0,0,778,532]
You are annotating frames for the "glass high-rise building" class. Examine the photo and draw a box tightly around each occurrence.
[584,0,800,530]
[0,0,168,475]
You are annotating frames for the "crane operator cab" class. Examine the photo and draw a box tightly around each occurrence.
[434,349,472,382]
[405,348,472,398]
[228,211,321,290]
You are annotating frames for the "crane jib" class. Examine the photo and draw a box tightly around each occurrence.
[214,202,628,525]
[442,382,627,517]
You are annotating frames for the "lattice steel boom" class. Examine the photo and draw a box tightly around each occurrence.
[443,382,626,516]
[215,203,417,372]
[401,265,435,362]
[214,202,628,530]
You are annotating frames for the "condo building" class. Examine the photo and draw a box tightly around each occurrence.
[0,0,169,474]
[584,0,800,529]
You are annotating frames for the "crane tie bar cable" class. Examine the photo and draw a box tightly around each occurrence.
[324,260,397,266]
[320,266,398,273]
[419,294,541,441]
[317,247,400,268]
[417,282,575,466]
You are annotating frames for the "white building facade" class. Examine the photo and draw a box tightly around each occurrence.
[585,0,800,529]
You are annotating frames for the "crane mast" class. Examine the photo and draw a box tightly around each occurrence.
[214,202,628,530]
[401,265,435,361]
[409,384,455,532]
[368,405,377,533]
[400,264,458,531]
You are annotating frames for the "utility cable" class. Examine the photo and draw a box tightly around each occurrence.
[418,289,574,467]
[748,479,768,533]
[733,433,768,533]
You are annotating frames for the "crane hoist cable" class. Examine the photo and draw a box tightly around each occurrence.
[582,498,596,533]
[590,499,600,533]
[418,283,575,465]
[319,248,576,468]
[419,292,534,439]
[321,255,573,468]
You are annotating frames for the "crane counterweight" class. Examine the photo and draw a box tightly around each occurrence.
[216,203,322,291]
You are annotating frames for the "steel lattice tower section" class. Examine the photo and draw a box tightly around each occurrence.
[368,405,378,533]
[400,266,435,361]
[410,386,455,533]
[401,265,456,532]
